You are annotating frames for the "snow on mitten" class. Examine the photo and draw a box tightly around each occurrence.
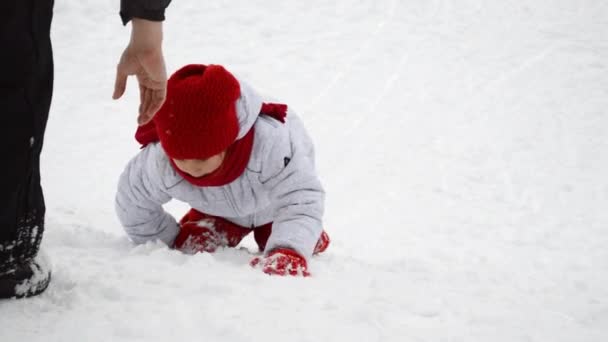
[250,248,310,277]
[173,209,253,254]
[173,220,223,254]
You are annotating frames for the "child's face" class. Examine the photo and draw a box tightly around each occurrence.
[173,151,226,178]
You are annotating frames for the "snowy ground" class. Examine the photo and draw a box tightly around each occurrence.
[1,0,608,341]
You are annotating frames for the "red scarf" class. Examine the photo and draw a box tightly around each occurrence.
[135,102,287,187]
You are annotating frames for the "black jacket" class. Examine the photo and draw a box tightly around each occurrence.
[120,0,172,25]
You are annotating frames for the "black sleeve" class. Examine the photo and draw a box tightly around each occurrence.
[120,0,172,25]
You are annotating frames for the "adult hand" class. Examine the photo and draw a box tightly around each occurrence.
[113,18,167,125]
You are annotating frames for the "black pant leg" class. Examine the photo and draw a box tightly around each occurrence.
[0,0,54,273]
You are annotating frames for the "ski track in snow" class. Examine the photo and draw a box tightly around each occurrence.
[1,1,608,341]
[305,0,399,111]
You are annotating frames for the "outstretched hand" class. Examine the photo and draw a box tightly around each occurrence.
[113,18,167,125]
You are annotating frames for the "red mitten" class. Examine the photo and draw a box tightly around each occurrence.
[250,248,310,277]
[173,220,223,254]
[174,209,253,254]
[314,231,331,254]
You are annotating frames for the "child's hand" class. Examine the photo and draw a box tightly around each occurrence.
[173,209,254,254]
[173,221,221,254]
[174,209,223,254]
[250,248,310,277]
[314,231,331,254]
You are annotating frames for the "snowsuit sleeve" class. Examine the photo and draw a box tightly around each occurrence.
[259,116,325,260]
[120,0,172,25]
[115,144,179,245]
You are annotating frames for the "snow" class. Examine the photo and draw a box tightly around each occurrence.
[1,0,608,341]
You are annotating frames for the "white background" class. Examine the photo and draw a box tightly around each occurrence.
[1,1,607,341]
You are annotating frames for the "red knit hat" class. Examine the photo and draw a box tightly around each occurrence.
[154,64,241,160]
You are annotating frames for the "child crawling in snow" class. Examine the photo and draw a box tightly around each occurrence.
[115,64,329,276]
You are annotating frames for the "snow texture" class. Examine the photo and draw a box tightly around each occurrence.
[1,0,607,341]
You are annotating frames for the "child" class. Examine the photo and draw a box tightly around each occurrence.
[115,64,329,276]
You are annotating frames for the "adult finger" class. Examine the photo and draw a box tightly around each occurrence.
[137,88,144,117]
[139,88,153,125]
[147,89,166,120]
[145,87,154,117]
[112,67,128,100]
[139,83,145,110]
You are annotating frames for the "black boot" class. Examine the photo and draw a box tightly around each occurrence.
[0,0,54,299]
[0,251,51,299]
